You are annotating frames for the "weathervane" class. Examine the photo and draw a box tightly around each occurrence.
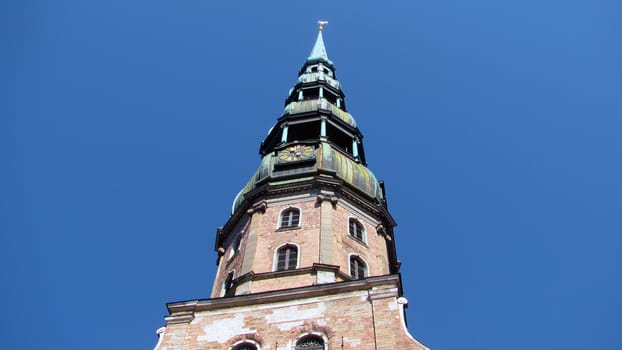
[318,20,328,32]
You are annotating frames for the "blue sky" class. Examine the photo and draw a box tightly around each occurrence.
[3,1,621,349]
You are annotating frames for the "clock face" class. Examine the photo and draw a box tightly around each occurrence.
[278,145,314,162]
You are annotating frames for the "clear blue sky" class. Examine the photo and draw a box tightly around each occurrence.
[3,1,621,349]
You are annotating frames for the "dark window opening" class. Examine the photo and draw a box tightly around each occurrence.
[288,122,320,143]
[280,208,300,228]
[326,124,352,155]
[349,218,364,241]
[350,256,367,280]
[224,271,235,296]
[302,87,320,101]
[232,343,257,350]
[296,335,325,350]
[324,90,337,105]
[276,245,298,271]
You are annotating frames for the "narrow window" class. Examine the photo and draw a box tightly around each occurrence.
[350,256,367,280]
[280,208,300,228]
[223,271,234,296]
[229,235,242,259]
[276,245,298,271]
[296,335,325,350]
[348,218,364,241]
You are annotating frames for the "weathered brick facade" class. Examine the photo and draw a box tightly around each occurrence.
[156,276,427,350]
[154,28,428,350]
[210,193,392,298]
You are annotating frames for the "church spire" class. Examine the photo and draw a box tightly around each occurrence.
[307,21,332,65]
[155,25,429,350]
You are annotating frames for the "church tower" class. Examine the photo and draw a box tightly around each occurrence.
[154,25,428,350]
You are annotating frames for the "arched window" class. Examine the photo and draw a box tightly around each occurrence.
[348,218,365,241]
[276,244,298,271]
[295,335,325,350]
[280,208,300,228]
[350,256,367,280]
[231,343,258,350]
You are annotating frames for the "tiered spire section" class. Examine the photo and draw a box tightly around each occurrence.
[233,27,389,215]
[214,24,400,301]
[259,27,365,163]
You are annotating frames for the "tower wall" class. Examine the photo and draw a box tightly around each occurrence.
[158,276,428,350]
[212,192,393,297]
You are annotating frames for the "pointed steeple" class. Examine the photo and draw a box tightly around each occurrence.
[307,21,333,65]
[307,31,329,62]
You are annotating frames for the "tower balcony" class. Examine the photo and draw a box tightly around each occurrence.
[297,71,341,90]
[284,99,357,128]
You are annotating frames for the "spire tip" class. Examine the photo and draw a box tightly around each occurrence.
[318,20,328,32]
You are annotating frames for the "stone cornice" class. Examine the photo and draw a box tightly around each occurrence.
[233,263,348,287]
[166,274,403,321]
[220,175,395,239]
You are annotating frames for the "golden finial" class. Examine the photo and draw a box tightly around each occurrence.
[318,20,328,32]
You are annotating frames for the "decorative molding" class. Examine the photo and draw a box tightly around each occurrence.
[164,311,194,325]
[316,193,339,207]
[152,327,166,350]
[368,286,399,301]
[247,201,267,214]
[375,224,391,241]
[167,275,404,316]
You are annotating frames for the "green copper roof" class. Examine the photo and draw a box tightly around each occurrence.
[283,100,357,128]
[307,31,333,65]
[232,142,383,214]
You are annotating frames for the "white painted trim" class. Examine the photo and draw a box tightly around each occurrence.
[273,242,301,272]
[152,327,166,350]
[276,206,303,230]
[396,297,431,350]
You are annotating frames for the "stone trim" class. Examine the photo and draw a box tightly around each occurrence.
[247,200,267,214]
[234,262,346,286]
[316,193,339,207]
[164,311,194,325]
[167,274,403,315]
[368,286,399,301]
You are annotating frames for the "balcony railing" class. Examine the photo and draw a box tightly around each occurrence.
[297,72,341,90]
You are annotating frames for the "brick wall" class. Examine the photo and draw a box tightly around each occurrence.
[157,279,428,350]
[212,193,393,297]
